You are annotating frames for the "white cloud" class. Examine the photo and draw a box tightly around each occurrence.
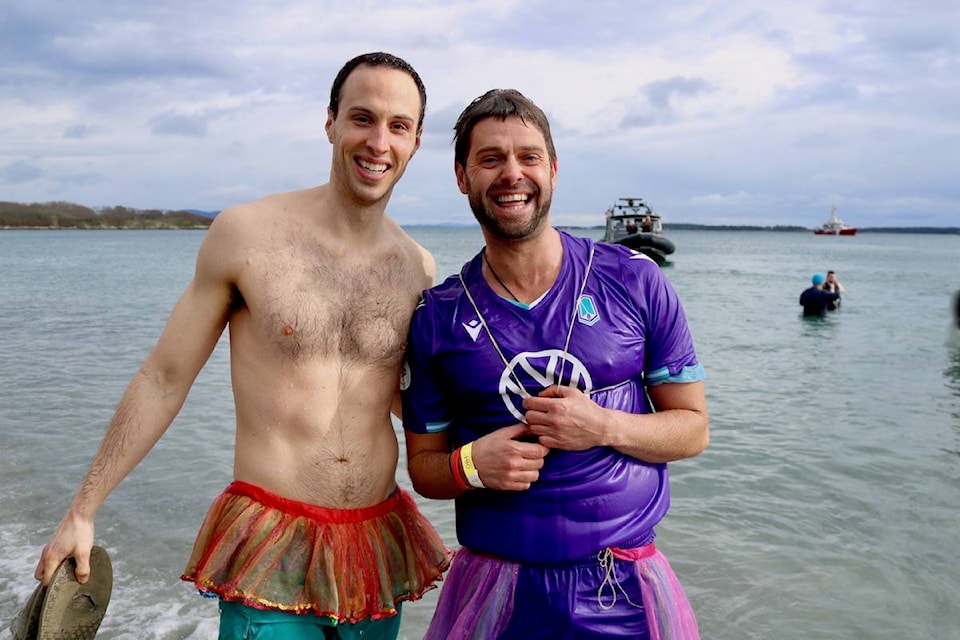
[0,0,957,227]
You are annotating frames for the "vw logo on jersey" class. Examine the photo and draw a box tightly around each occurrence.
[499,349,593,422]
[577,295,600,326]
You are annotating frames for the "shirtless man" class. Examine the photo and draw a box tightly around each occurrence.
[34,52,449,639]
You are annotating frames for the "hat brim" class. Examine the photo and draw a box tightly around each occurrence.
[12,546,113,640]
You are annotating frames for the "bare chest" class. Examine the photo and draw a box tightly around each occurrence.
[239,244,423,365]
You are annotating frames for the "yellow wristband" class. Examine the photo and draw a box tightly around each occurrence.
[459,442,486,489]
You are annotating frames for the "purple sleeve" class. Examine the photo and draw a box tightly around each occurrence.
[400,294,453,435]
[620,252,705,385]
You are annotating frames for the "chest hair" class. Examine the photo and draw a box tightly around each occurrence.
[251,236,420,365]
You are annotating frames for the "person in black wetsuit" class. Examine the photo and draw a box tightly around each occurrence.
[800,273,840,317]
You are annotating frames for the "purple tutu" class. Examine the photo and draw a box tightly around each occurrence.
[426,544,699,639]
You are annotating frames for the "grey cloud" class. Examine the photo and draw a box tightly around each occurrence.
[643,77,714,109]
[617,77,714,130]
[1,160,44,184]
[420,103,461,150]
[149,111,208,137]
[64,124,95,139]
[1,0,236,91]
[1,0,957,226]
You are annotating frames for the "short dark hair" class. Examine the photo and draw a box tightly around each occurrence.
[453,89,556,167]
[328,52,427,130]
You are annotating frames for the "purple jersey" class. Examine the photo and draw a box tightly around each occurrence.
[402,231,705,563]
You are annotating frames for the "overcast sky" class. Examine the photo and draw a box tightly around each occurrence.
[2,1,958,227]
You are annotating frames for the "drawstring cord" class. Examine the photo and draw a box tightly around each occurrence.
[596,548,643,611]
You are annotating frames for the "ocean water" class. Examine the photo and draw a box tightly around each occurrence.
[1,227,958,640]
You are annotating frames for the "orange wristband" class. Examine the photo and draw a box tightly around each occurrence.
[449,447,472,491]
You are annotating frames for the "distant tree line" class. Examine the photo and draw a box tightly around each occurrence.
[664,223,811,232]
[0,201,213,229]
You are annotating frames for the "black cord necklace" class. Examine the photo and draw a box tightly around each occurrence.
[482,248,520,302]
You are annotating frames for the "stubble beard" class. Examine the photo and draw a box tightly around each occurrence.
[468,189,552,241]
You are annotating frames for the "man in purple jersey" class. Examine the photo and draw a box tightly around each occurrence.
[401,88,709,639]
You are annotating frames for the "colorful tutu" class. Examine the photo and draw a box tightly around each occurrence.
[426,544,698,639]
[424,550,519,639]
[181,481,450,623]
[612,545,700,640]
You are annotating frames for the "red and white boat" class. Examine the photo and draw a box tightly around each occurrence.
[814,206,858,236]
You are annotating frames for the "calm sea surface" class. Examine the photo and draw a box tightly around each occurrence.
[1,228,959,639]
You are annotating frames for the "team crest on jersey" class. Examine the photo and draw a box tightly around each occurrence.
[400,361,411,391]
[462,319,483,342]
[499,349,593,422]
[577,295,600,326]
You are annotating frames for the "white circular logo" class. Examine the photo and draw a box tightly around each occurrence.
[499,349,593,422]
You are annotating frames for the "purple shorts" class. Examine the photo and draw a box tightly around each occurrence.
[425,544,699,640]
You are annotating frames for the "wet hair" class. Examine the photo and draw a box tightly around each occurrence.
[328,52,427,130]
[453,89,557,167]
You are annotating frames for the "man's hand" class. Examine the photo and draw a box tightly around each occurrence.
[471,424,549,491]
[522,385,608,451]
[34,512,95,586]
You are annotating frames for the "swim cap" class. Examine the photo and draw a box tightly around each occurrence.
[812,273,825,286]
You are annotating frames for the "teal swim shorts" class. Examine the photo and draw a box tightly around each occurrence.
[219,601,403,640]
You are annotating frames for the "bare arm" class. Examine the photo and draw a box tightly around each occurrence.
[35,213,239,584]
[522,381,708,464]
[419,244,437,286]
[405,425,549,499]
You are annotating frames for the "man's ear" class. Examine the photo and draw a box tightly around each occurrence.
[455,162,469,195]
[324,108,335,143]
[412,128,422,156]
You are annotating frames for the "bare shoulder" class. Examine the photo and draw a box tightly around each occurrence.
[415,241,437,285]
[197,201,257,270]
[384,217,436,287]
[204,190,310,246]
[210,192,291,230]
